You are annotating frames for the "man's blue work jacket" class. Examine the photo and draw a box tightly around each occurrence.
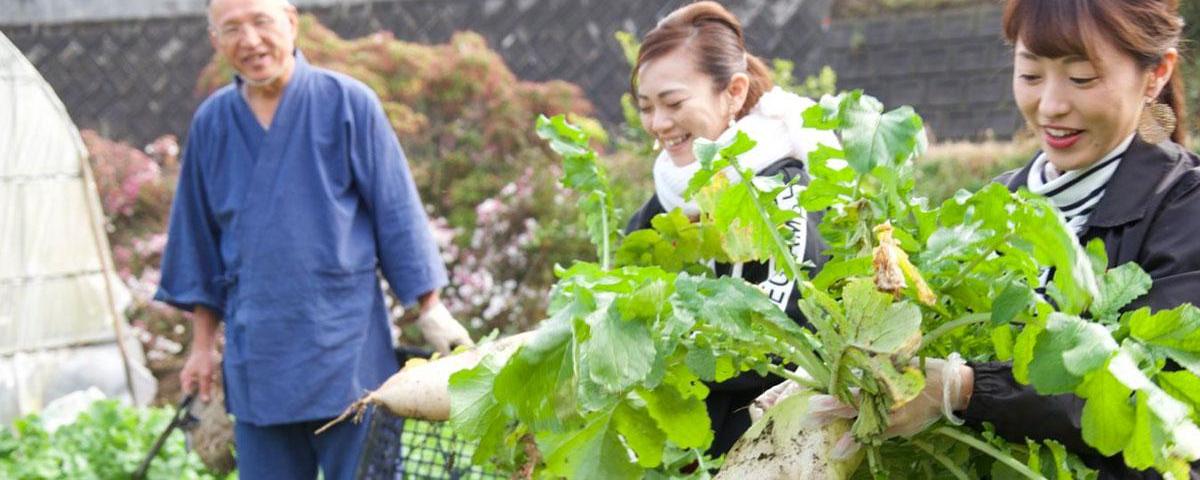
[156,52,447,426]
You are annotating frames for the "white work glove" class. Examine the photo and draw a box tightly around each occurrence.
[806,353,973,459]
[750,373,804,421]
[415,302,474,354]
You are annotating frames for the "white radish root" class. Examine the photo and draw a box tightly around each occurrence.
[317,332,533,434]
[717,387,863,480]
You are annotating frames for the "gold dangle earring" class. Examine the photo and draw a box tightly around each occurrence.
[652,138,661,150]
[1137,96,1177,144]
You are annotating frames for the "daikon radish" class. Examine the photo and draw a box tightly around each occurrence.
[317,332,532,433]
[717,387,863,480]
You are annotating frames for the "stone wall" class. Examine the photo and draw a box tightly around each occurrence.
[0,0,372,25]
[825,7,1019,141]
[2,0,1018,145]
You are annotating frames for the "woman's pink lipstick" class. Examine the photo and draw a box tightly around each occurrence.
[1043,128,1083,150]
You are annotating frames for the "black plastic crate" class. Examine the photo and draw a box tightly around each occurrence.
[355,405,507,480]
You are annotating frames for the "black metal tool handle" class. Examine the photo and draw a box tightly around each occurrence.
[132,393,197,480]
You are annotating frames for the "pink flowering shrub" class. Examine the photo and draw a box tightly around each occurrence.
[83,131,188,379]
[93,19,656,371]
[199,17,618,337]
[435,167,583,335]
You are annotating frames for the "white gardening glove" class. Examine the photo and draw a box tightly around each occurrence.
[807,353,973,459]
[750,377,803,421]
[415,302,474,354]
[750,366,819,420]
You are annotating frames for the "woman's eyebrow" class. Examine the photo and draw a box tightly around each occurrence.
[637,88,686,100]
[1017,51,1090,65]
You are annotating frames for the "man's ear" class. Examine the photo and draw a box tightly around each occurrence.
[284,6,300,38]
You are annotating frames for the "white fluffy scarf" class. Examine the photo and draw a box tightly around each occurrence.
[653,87,839,216]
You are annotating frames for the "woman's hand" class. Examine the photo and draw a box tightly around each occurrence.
[750,377,802,421]
[750,366,818,420]
[805,354,974,459]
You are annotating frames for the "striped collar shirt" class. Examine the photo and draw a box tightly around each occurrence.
[1026,134,1135,235]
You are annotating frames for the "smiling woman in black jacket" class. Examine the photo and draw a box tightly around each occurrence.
[757,0,1197,477]
[957,1,1198,477]
[758,0,1190,475]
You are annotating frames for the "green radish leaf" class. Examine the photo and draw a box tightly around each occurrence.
[802,97,842,130]
[1158,371,1200,424]
[449,355,509,464]
[1043,440,1075,479]
[540,411,641,480]
[842,279,893,338]
[683,132,753,199]
[636,372,712,450]
[1076,359,1135,456]
[837,91,927,174]
[684,347,717,382]
[800,154,854,212]
[579,294,657,395]
[712,174,799,268]
[1085,238,1109,277]
[614,229,666,269]
[853,301,922,357]
[652,209,725,264]
[812,256,872,290]
[1015,195,1099,315]
[613,401,667,468]
[1123,391,1165,471]
[1091,262,1152,321]
[494,310,577,426]
[1027,313,1118,394]
[671,275,807,343]
[1107,345,1200,472]
[536,114,618,267]
[1128,305,1200,375]
[992,324,1015,361]
[991,282,1034,326]
[864,355,925,405]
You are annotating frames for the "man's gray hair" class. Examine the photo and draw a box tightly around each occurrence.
[207,0,296,28]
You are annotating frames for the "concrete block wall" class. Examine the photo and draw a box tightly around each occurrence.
[2,0,1018,144]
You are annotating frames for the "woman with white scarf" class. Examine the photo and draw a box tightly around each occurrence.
[623,1,838,457]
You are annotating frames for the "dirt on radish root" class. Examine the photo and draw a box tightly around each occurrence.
[717,388,862,480]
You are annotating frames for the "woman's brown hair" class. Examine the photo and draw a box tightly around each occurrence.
[1003,0,1188,144]
[631,1,773,119]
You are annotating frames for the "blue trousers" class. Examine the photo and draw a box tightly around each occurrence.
[233,409,373,480]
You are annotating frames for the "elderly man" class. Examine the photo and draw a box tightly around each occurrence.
[155,0,473,477]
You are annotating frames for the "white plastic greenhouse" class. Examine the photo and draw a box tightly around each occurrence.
[0,31,156,423]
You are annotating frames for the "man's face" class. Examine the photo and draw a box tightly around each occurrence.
[208,0,298,86]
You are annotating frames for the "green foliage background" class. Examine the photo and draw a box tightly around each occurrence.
[1183,0,1200,137]
[0,401,231,480]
